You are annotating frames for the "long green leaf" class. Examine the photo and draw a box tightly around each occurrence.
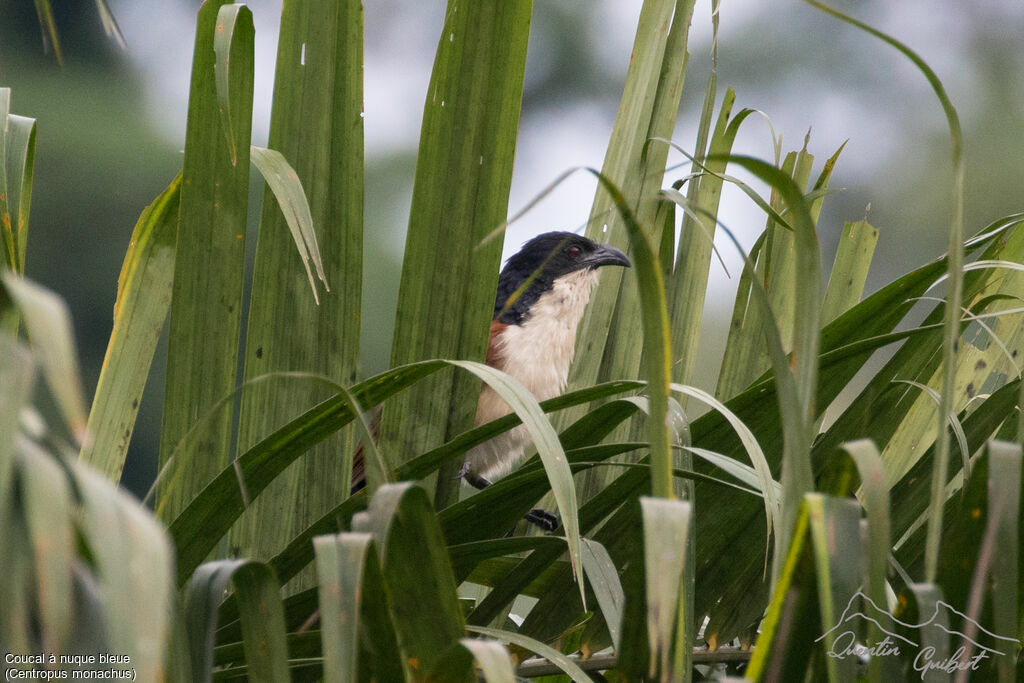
[592,0,695,444]
[159,0,254,521]
[2,273,88,444]
[639,497,692,681]
[806,0,967,590]
[580,538,625,653]
[94,0,126,48]
[745,501,817,682]
[0,88,12,275]
[566,0,680,418]
[822,219,878,323]
[184,559,289,682]
[665,86,743,389]
[980,440,1020,683]
[3,109,37,279]
[841,439,890,683]
[172,358,589,585]
[248,145,329,301]
[31,0,63,64]
[17,438,74,654]
[229,0,362,582]
[467,626,593,683]
[80,176,181,479]
[671,382,778,544]
[379,0,532,509]
[805,493,861,683]
[314,532,402,682]
[73,462,173,682]
[716,154,821,580]
[0,336,33,656]
[359,484,465,679]
[588,170,673,499]
[213,4,246,166]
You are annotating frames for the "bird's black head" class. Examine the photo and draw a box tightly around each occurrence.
[494,231,631,324]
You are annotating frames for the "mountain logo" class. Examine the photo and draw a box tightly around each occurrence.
[816,591,1020,676]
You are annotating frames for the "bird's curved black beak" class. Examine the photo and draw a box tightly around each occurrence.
[583,244,631,269]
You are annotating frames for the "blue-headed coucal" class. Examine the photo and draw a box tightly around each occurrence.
[352,231,630,529]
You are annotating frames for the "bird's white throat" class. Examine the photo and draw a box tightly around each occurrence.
[496,268,599,399]
[467,268,600,480]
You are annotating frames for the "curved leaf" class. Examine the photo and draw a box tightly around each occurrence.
[171,359,607,585]
[249,146,328,302]
[212,4,250,166]
[80,175,181,479]
[2,273,88,445]
[467,625,592,683]
[313,533,402,683]
[184,559,288,683]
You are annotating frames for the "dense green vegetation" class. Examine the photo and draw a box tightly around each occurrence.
[3,1,1024,680]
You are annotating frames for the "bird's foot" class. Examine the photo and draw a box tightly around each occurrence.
[525,508,559,532]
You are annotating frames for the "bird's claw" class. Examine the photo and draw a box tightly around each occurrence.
[525,508,559,532]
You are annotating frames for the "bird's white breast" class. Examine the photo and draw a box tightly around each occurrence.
[466,269,600,480]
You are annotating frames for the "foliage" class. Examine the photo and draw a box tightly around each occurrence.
[3,0,1024,681]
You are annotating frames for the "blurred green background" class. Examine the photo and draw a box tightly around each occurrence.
[2,0,1022,497]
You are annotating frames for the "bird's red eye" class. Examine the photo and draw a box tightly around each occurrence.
[567,246,582,259]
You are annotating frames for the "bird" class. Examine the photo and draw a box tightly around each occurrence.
[351,231,631,530]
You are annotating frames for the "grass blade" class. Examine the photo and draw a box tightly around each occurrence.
[159,0,254,520]
[592,0,696,448]
[805,0,966,590]
[639,497,692,681]
[378,0,532,508]
[745,502,816,682]
[841,439,890,683]
[72,462,173,682]
[248,146,327,302]
[715,154,821,578]
[974,440,1020,683]
[467,626,593,683]
[588,170,673,499]
[184,559,288,682]
[213,4,247,166]
[80,176,180,479]
[94,0,126,48]
[31,0,63,64]
[16,438,74,654]
[822,219,878,323]
[0,88,12,274]
[314,533,402,682]
[0,336,33,658]
[805,493,862,683]
[3,112,37,279]
[227,563,290,682]
[581,538,625,652]
[2,273,88,445]
[671,382,778,544]
[230,0,363,581]
[666,91,752,390]
[566,0,679,414]
[359,484,465,677]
